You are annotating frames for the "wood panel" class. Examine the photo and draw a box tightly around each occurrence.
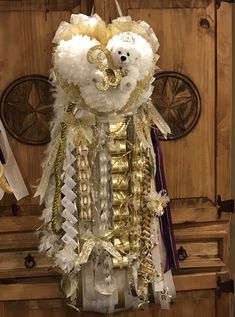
[0,282,63,301]
[120,0,212,9]
[0,0,80,11]
[216,6,233,316]
[0,216,41,232]
[171,198,217,224]
[175,222,229,269]
[0,231,38,250]
[216,2,232,202]
[0,292,215,317]
[94,0,212,18]
[94,0,111,23]
[1,300,78,317]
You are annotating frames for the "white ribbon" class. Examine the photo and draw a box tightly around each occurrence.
[61,134,79,252]
[148,101,171,139]
[0,120,28,200]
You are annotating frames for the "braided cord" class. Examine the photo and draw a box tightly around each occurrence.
[51,104,74,234]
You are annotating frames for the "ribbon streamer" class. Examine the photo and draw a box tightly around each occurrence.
[0,120,28,200]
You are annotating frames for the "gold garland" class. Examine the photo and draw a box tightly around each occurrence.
[0,162,13,194]
[109,119,130,268]
[138,151,156,300]
[129,143,142,256]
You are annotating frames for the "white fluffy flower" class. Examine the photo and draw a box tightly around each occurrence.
[55,244,78,273]
[146,190,170,217]
[54,35,100,87]
[40,208,52,224]
[39,230,58,256]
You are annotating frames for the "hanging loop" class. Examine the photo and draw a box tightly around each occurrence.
[115,0,123,17]
[90,5,95,16]
[91,0,123,18]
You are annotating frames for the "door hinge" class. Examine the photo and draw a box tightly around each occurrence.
[217,195,234,219]
[217,277,234,298]
[217,0,235,9]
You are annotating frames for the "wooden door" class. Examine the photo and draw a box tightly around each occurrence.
[0,1,232,317]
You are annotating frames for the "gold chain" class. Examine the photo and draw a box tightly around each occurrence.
[77,143,91,220]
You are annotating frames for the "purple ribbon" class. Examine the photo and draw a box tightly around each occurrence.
[151,127,179,271]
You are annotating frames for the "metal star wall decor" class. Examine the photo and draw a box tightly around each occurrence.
[0,75,54,145]
[153,72,201,140]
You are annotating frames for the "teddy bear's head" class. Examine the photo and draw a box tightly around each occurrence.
[107,32,154,78]
[107,32,140,68]
[109,41,141,68]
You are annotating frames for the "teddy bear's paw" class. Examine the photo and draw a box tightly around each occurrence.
[92,70,104,84]
[120,77,137,92]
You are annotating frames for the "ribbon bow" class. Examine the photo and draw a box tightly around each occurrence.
[76,231,122,267]
[146,189,170,217]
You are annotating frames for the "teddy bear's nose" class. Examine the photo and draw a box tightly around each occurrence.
[121,55,127,62]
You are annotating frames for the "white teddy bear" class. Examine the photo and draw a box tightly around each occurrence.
[107,32,154,92]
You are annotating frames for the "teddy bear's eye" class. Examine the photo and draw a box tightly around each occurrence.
[118,51,121,54]
[127,52,130,56]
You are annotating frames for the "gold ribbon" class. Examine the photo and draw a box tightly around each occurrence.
[0,162,13,194]
[63,112,94,145]
[76,231,122,267]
